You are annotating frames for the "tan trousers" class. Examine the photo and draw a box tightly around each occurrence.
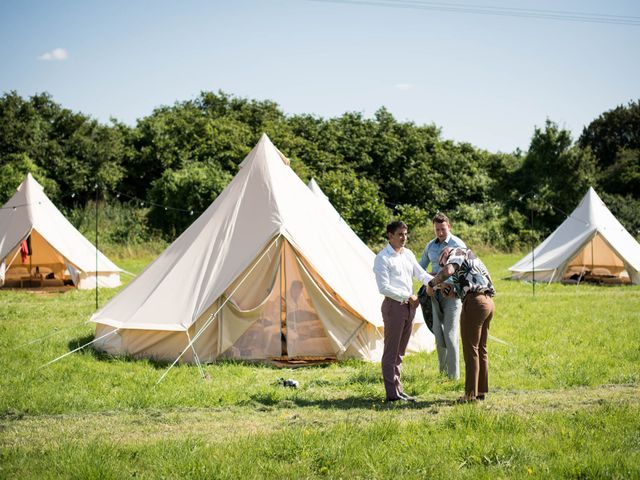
[460,292,494,398]
[381,297,416,400]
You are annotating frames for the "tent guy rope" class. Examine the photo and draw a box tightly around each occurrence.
[40,327,120,368]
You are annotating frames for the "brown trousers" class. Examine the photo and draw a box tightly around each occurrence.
[381,297,416,400]
[460,292,494,398]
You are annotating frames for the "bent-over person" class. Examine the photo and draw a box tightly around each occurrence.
[427,247,495,402]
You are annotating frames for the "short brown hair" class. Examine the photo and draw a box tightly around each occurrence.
[386,220,408,235]
[432,213,450,225]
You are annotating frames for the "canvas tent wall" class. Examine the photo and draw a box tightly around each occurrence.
[92,135,434,363]
[0,174,121,289]
[307,178,364,246]
[509,187,640,284]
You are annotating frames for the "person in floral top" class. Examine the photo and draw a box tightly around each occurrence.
[426,246,495,402]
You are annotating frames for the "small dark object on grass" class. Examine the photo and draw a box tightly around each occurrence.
[277,377,299,388]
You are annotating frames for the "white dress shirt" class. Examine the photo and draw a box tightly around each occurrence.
[373,243,434,303]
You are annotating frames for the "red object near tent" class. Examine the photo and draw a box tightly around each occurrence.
[20,240,29,263]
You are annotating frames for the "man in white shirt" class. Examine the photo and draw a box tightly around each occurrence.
[373,220,434,402]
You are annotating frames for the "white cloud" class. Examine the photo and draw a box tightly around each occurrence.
[394,83,414,90]
[38,48,69,61]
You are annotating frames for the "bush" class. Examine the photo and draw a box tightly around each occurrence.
[66,200,158,248]
[316,169,390,245]
[0,154,59,204]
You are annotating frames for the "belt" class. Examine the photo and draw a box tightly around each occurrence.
[384,296,408,305]
[466,290,492,297]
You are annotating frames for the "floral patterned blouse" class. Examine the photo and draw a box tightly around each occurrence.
[445,248,496,300]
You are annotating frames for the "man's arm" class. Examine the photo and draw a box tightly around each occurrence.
[407,256,433,306]
[426,263,456,296]
[411,252,434,286]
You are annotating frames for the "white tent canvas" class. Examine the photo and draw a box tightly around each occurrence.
[0,174,122,289]
[92,135,434,363]
[509,187,640,284]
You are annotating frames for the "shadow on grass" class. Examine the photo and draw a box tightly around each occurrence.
[291,396,454,411]
[211,358,335,370]
[248,391,453,411]
[67,334,114,361]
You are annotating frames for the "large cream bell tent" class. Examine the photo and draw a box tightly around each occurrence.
[92,134,434,363]
[509,187,640,284]
[0,174,122,289]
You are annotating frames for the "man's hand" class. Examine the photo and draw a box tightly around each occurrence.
[442,284,455,298]
[426,285,435,297]
[408,294,419,308]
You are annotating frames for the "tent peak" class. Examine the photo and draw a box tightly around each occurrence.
[17,173,44,192]
[256,133,279,152]
[249,133,290,166]
[239,133,290,168]
[581,187,606,213]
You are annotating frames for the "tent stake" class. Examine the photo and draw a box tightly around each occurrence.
[186,330,206,379]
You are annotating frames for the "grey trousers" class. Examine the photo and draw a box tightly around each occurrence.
[432,295,462,379]
[381,297,416,400]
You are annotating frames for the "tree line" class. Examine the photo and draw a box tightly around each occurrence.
[1,90,638,250]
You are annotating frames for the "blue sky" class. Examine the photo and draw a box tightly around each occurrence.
[1,0,638,153]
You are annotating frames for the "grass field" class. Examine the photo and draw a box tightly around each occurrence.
[1,253,639,479]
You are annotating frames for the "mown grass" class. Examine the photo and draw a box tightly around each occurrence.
[1,253,639,478]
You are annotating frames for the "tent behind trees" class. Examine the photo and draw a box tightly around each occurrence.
[509,187,640,284]
[92,135,434,363]
[0,174,122,288]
